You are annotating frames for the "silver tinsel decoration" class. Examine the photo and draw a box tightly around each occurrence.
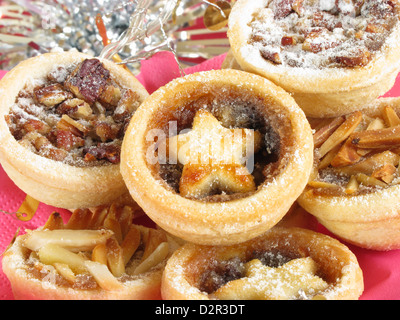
[0,0,230,72]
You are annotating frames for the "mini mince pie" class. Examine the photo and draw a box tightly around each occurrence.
[227,0,400,118]
[298,97,400,250]
[0,52,148,209]
[2,203,178,300]
[161,227,364,300]
[120,69,314,245]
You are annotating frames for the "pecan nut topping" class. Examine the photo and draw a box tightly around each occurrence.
[65,59,110,104]
[6,58,141,167]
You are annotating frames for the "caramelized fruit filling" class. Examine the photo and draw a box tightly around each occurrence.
[198,250,329,300]
[308,105,400,196]
[149,93,291,201]
[19,204,169,291]
[5,59,141,167]
[249,0,399,68]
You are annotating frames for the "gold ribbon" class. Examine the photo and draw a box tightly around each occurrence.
[15,194,40,221]
[0,194,40,222]
[0,195,39,256]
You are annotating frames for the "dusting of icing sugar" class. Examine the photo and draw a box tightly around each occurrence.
[243,0,400,70]
[6,60,138,168]
[176,233,353,300]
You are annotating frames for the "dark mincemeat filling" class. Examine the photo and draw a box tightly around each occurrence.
[198,250,297,294]
[152,95,288,202]
[5,59,141,167]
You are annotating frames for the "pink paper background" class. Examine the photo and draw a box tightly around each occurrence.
[1,52,400,300]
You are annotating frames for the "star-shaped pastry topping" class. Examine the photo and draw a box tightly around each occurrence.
[162,109,262,199]
[213,257,329,300]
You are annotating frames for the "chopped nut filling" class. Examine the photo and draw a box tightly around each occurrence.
[308,106,400,196]
[21,204,169,291]
[5,59,141,167]
[250,0,399,68]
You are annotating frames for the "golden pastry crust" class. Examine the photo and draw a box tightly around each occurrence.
[0,52,148,209]
[2,204,177,300]
[228,0,400,118]
[161,227,364,300]
[120,69,313,245]
[276,202,317,230]
[298,97,400,250]
[2,235,164,300]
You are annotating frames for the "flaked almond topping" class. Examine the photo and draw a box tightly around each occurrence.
[53,263,76,283]
[141,229,168,262]
[84,260,124,291]
[382,106,400,127]
[37,243,89,274]
[313,116,345,148]
[308,180,340,189]
[43,212,64,230]
[309,106,400,195]
[355,172,387,188]
[330,138,361,167]
[133,242,169,276]
[24,229,115,252]
[105,237,125,277]
[335,150,400,176]
[371,163,396,183]
[350,126,400,149]
[366,117,385,131]
[22,203,169,290]
[317,144,342,170]
[121,226,141,265]
[317,111,362,158]
[92,243,108,265]
[345,175,359,194]
[65,208,94,230]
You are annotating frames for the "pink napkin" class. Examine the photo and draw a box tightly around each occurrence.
[1,51,400,300]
